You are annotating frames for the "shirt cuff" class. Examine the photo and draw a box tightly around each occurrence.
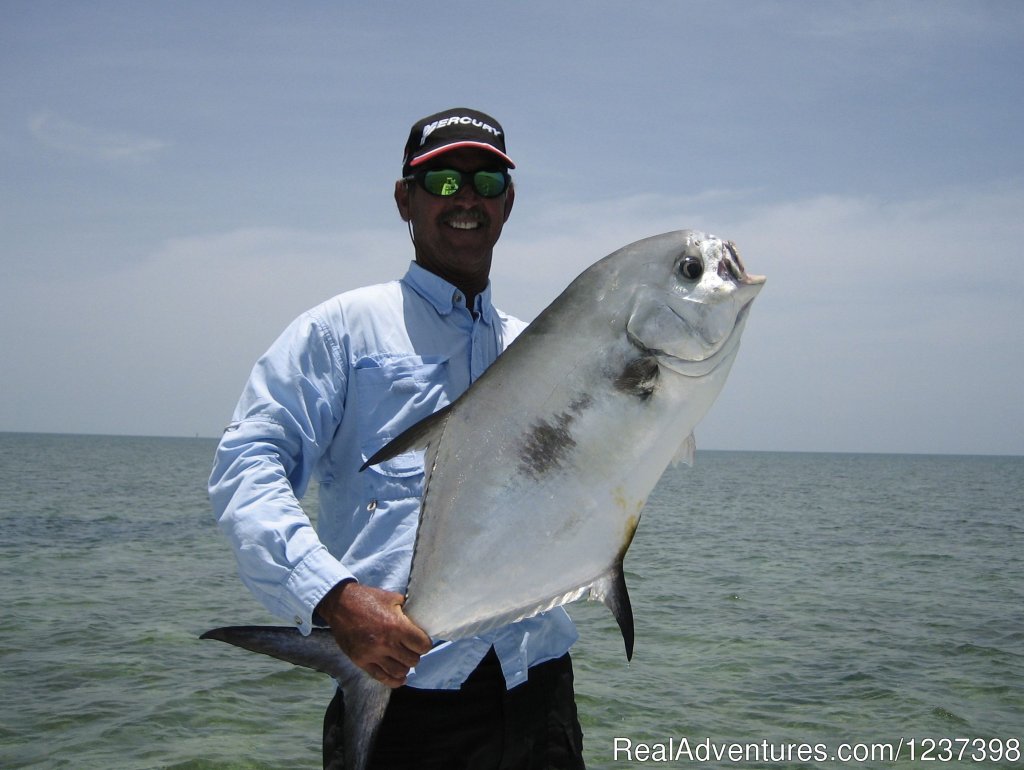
[282,545,356,635]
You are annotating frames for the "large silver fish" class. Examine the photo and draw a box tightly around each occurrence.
[203,229,764,769]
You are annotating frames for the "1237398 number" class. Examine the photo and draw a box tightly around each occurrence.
[906,737,1021,763]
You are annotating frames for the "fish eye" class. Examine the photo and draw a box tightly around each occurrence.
[678,255,704,282]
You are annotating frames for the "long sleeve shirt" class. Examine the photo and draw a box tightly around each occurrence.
[209,262,578,690]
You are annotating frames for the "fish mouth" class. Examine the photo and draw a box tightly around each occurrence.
[632,298,755,378]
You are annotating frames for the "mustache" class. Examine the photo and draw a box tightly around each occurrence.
[441,207,489,224]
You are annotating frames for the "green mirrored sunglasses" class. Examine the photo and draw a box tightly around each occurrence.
[405,168,510,198]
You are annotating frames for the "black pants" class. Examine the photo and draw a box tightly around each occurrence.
[323,649,585,769]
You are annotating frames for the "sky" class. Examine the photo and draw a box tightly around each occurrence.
[2,1,1022,455]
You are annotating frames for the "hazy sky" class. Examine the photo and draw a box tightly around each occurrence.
[2,1,1022,455]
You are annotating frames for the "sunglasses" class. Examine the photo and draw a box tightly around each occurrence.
[405,168,511,198]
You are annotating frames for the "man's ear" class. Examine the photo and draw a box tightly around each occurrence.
[395,179,412,222]
[502,182,515,223]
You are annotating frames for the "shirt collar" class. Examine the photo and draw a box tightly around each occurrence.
[401,262,495,325]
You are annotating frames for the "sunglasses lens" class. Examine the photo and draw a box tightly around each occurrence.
[417,169,508,197]
[473,171,507,197]
[422,170,463,196]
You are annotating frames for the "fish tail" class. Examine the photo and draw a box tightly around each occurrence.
[339,671,392,770]
[201,625,391,769]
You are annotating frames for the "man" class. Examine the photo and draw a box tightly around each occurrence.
[209,108,585,769]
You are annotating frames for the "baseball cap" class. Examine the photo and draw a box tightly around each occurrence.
[402,108,515,176]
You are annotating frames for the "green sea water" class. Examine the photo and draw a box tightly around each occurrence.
[1,434,1021,768]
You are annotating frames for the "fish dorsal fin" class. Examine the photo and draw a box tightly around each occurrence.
[359,402,455,472]
[672,431,696,467]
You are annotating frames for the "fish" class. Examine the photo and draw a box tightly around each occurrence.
[202,229,765,770]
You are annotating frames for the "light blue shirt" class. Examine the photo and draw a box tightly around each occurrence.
[209,262,578,689]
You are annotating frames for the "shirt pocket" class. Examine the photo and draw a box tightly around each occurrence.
[353,355,451,479]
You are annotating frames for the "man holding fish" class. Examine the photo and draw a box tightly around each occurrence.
[209,108,586,768]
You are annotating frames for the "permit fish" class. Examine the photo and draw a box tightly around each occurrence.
[203,229,764,769]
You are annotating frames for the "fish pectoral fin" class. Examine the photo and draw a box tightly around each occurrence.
[589,564,635,661]
[672,432,696,467]
[359,402,454,471]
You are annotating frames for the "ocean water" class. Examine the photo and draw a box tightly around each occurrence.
[1,433,1021,769]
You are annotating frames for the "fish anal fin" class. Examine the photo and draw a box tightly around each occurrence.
[589,564,635,661]
[359,402,454,472]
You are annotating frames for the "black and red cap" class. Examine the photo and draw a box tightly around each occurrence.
[402,108,515,176]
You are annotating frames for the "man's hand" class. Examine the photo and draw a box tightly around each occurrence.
[316,581,432,688]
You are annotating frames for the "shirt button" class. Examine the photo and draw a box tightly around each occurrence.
[367,499,377,512]
[293,616,303,626]
[453,291,463,305]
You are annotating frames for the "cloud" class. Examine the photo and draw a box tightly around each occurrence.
[28,112,168,162]
[499,182,1024,318]
[495,182,1024,454]
[0,224,410,437]
[2,182,1021,453]
[495,189,758,319]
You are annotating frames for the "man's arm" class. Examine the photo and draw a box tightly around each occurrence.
[210,310,431,684]
[209,312,353,632]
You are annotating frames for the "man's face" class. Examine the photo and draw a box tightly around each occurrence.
[395,147,515,293]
